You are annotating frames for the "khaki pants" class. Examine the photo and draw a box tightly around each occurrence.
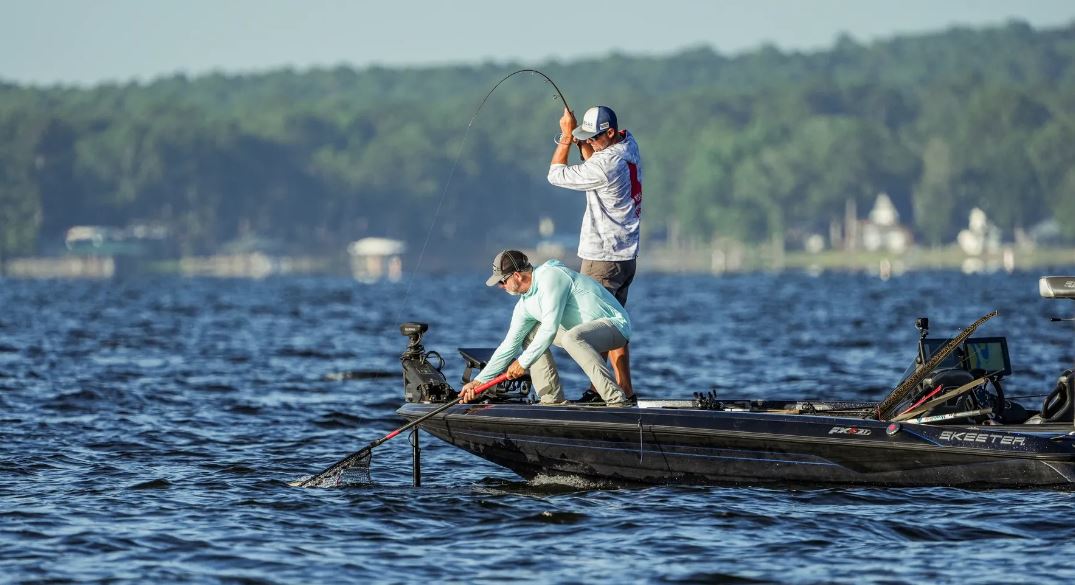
[580,258,636,306]
[525,319,628,404]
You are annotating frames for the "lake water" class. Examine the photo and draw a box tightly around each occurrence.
[3,270,1075,583]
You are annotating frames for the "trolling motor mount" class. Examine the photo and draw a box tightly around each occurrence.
[399,322,456,404]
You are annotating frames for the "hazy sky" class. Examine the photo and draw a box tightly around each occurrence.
[3,0,1075,86]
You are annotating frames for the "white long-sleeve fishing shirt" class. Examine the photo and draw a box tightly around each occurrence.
[547,131,642,262]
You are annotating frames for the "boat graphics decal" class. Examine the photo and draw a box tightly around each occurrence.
[829,426,872,436]
[938,430,1026,446]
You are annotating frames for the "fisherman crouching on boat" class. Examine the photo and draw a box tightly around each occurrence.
[458,249,633,407]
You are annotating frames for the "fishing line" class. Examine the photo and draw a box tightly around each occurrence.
[392,69,571,324]
[327,70,569,382]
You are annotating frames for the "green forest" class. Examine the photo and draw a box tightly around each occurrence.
[2,20,1075,265]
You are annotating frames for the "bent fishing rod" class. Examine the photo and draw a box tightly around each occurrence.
[303,70,572,487]
[393,68,571,322]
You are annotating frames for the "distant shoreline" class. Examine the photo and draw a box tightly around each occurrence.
[640,244,1075,275]
[4,245,1075,279]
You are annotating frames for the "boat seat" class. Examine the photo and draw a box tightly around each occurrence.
[458,347,531,385]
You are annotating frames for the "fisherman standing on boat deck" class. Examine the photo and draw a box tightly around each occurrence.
[458,250,632,407]
[547,105,642,403]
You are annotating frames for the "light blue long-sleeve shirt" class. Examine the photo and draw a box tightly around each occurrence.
[475,259,632,383]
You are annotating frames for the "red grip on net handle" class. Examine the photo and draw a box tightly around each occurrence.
[380,373,510,442]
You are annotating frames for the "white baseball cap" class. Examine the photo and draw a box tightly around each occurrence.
[572,106,618,140]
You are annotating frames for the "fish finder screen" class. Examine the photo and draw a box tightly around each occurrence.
[922,336,1011,376]
[964,337,1012,376]
[921,338,961,370]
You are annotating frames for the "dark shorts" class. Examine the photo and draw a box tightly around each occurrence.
[581,258,636,307]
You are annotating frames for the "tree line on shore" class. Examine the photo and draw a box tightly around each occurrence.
[2,20,1074,265]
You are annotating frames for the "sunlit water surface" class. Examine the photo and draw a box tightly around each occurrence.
[3,270,1075,583]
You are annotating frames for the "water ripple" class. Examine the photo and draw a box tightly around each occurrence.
[4,273,1075,583]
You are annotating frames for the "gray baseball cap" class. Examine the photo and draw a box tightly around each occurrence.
[485,249,531,286]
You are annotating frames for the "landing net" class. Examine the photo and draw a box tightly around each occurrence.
[290,449,372,488]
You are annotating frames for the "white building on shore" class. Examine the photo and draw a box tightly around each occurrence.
[347,238,406,282]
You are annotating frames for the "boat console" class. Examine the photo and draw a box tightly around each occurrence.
[901,277,1075,425]
[899,329,1013,424]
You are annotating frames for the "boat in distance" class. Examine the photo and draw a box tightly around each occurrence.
[393,276,1075,488]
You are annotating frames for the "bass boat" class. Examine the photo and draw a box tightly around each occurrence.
[393,276,1075,487]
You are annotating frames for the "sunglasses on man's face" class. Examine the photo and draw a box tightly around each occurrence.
[498,272,514,285]
[586,131,608,142]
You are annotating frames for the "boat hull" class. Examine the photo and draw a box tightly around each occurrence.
[397,403,1075,487]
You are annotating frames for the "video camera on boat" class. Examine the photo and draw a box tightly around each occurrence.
[400,322,457,404]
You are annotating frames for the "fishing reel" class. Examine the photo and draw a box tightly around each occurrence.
[693,390,724,411]
[400,322,457,403]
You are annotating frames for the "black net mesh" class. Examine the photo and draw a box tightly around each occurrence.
[292,448,372,488]
[333,451,372,486]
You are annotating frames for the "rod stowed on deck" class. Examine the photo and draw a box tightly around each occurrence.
[290,373,509,488]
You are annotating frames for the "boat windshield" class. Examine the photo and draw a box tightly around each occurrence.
[893,356,918,389]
